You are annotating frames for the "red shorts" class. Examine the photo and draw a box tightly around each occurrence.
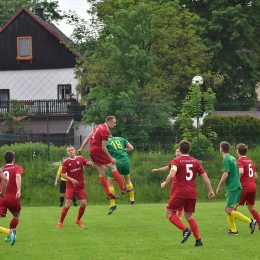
[239,191,256,206]
[0,197,21,217]
[66,187,87,201]
[90,147,111,165]
[167,196,196,214]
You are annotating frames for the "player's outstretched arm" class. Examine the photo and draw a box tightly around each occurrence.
[78,131,94,154]
[152,166,169,172]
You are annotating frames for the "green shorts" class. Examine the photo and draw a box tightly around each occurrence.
[107,159,130,179]
[225,189,241,208]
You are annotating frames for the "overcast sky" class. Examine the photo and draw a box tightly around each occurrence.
[54,0,90,37]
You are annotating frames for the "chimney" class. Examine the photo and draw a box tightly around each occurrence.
[35,8,45,20]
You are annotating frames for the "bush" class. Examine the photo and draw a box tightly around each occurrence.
[0,142,259,206]
[202,115,260,147]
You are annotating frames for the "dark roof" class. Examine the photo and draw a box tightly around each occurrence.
[0,8,81,58]
[213,111,260,120]
[25,118,74,134]
[0,117,74,135]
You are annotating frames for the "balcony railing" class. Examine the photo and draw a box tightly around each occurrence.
[0,99,85,118]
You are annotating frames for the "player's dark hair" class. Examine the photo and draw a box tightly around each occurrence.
[179,140,191,154]
[220,141,230,153]
[4,151,15,164]
[236,143,247,156]
[106,116,116,122]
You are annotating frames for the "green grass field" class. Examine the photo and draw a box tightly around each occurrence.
[1,202,259,260]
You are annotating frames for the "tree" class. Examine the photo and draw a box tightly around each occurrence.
[72,0,217,149]
[180,0,260,106]
[76,0,215,101]
[177,83,217,158]
[0,0,62,27]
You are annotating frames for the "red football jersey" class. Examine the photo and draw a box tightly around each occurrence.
[62,156,89,188]
[1,164,23,197]
[90,124,110,150]
[169,155,205,199]
[237,156,256,192]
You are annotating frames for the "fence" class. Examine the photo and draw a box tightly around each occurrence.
[1,100,260,154]
[0,99,85,116]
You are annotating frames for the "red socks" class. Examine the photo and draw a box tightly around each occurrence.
[99,176,110,195]
[188,218,200,240]
[77,206,85,221]
[169,214,186,231]
[250,209,260,227]
[59,206,69,223]
[10,218,19,229]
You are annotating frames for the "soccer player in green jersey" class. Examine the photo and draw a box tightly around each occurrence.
[106,136,134,215]
[216,141,256,235]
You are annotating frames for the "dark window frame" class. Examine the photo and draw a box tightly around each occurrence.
[0,89,10,108]
[57,84,72,100]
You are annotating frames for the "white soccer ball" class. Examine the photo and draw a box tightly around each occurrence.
[192,75,203,86]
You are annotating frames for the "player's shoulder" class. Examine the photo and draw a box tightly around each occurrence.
[76,156,87,161]
[10,164,23,174]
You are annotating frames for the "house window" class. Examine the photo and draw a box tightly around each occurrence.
[0,89,10,108]
[57,84,72,100]
[17,36,33,63]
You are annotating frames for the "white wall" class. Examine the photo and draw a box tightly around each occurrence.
[256,83,260,101]
[74,123,94,149]
[0,68,79,100]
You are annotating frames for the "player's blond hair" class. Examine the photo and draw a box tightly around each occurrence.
[105,116,116,122]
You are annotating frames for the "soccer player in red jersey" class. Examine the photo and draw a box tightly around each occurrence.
[161,140,215,246]
[0,151,23,246]
[56,146,93,228]
[151,148,183,219]
[235,143,260,229]
[0,166,11,244]
[77,116,132,200]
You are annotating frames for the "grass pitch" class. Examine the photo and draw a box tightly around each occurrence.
[1,202,259,260]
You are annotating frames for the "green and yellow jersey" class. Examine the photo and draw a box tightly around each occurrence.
[106,137,131,177]
[222,154,242,191]
[106,137,129,161]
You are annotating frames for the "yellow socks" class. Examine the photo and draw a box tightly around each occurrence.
[126,183,134,202]
[231,210,251,224]
[227,214,237,232]
[0,227,10,235]
[109,187,116,207]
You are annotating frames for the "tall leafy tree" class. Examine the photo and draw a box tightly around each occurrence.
[77,0,214,101]
[0,0,62,27]
[74,0,216,148]
[180,0,260,105]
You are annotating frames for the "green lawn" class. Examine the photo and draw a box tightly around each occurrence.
[1,202,259,260]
